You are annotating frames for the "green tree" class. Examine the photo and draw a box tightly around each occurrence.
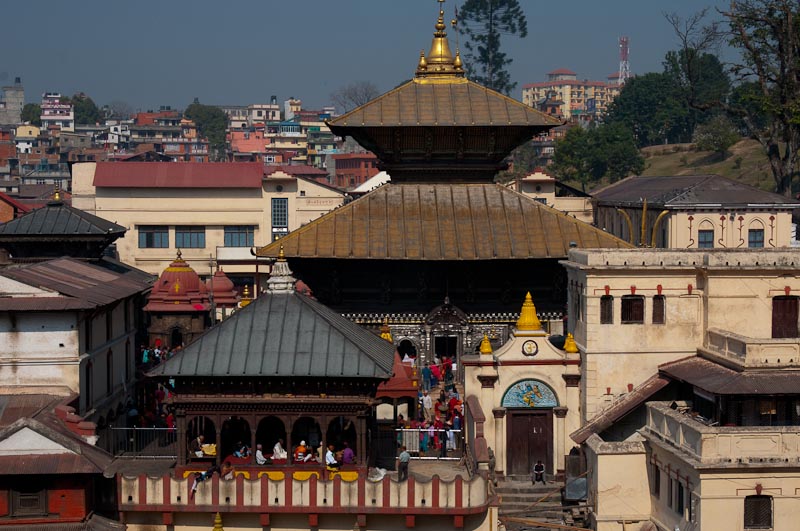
[551,124,644,190]
[668,2,800,196]
[21,103,41,126]
[605,72,691,147]
[62,93,101,125]
[184,100,229,161]
[692,114,741,159]
[457,0,527,95]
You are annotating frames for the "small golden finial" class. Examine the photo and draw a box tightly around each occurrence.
[212,512,224,531]
[479,333,493,355]
[53,184,61,201]
[278,244,285,260]
[454,50,463,70]
[516,292,542,331]
[240,285,252,308]
[380,317,393,343]
[564,333,579,354]
[418,51,428,71]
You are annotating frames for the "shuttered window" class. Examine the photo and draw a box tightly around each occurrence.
[652,295,666,324]
[621,295,644,324]
[600,295,613,324]
[744,495,772,529]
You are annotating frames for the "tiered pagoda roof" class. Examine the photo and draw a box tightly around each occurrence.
[143,251,210,313]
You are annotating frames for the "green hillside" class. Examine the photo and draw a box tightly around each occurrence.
[639,139,776,192]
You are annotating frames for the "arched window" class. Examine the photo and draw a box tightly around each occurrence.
[256,416,286,458]
[698,220,714,248]
[748,220,765,248]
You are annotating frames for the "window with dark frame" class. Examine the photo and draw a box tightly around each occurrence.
[748,228,765,248]
[676,483,685,515]
[744,495,772,529]
[106,350,113,397]
[10,482,47,516]
[138,225,169,248]
[698,229,714,248]
[653,466,660,498]
[621,295,645,324]
[652,295,666,324]
[600,295,613,324]
[224,225,255,247]
[175,226,206,249]
[668,478,674,509]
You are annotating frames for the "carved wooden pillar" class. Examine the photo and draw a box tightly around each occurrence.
[357,412,368,466]
[553,406,569,475]
[176,408,187,466]
[492,408,506,476]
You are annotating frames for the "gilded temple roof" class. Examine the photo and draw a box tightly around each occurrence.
[257,183,631,260]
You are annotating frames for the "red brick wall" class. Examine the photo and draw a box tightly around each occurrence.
[0,478,88,521]
[0,201,14,224]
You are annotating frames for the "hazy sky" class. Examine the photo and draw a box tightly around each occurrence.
[2,0,730,112]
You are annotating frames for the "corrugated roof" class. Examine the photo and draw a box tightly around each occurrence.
[257,183,631,260]
[660,356,800,395]
[0,514,125,531]
[0,395,60,427]
[1,258,153,309]
[93,162,264,188]
[329,79,561,128]
[0,200,124,237]
[149,291,395,379]
[593,174,800,207]
[570,374,671,444]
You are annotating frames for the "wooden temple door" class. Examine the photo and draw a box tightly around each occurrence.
[772,296,799,338]
[507,410,553,477]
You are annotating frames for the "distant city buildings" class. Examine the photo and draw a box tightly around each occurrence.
[0,77,24,126]
[522,68,621,120]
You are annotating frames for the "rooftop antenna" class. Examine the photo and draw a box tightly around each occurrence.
[618,36,631,85]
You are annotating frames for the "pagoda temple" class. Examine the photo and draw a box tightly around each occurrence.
[257,5,630,364]
[143,251,211,348]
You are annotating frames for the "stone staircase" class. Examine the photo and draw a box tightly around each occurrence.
[495,478,568,529]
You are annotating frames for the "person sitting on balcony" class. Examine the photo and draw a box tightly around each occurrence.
[272,438,288,460]
[189,435,205,458]
[341,441,355,465]
[294,440,308,462]
[255,444,268,465]
[234,441,250,458]
[325,444,341,470]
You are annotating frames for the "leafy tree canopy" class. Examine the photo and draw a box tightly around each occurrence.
[21,103,41,126]
[184,100,228,161]
[457,0,527,95]
[693,114,741,158]
[61,93,102,125]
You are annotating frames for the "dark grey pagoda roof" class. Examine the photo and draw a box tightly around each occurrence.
[593,174,800,209]
[149,290,395,379]
[0,199,126,259]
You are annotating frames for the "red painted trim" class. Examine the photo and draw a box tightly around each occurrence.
[454,515,465,528]
[460,361,496,368]
[163,476,171,505]
[138,474,147,505]
[162,512,173,525]
[407,476,415,508]
[500,359,580,366]
[310,474,318,507]
[431,476,439,508]
[260,514,270,526]
[357,514,367,528]
[236,474,244,507]
[357,472,366,507]
[285,475,293,507]
[382,476,391,507]
[333,475,342,507]
[211,475,219,506]
[455,476,463,508]
[309,514,318,527]
[406,515,416,528]
[260,475,269,508]
[120,503,490,516]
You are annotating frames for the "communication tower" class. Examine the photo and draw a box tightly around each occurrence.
[618,37,631,85]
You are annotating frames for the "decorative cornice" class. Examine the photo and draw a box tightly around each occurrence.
[476,375,499,388]
[562,374,581,387]
[492,407,506,419]
[553,406,569,418]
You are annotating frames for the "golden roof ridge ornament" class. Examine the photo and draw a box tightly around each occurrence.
[380,317,393,343]
[516,292,542,331]
[415,0,465,82]
[479,333,493,355]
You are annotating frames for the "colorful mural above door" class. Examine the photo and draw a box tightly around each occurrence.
[501,379,559,408]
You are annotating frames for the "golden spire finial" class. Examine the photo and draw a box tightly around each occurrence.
[415,0,465,81]
[564,333,579,353]
[212,512,224,531]
[479,333,493,355]
[516,292,542,331]
[380,317,393,343]
[240,285,252,308]
[53,184,61,201]
[278,244,285,260]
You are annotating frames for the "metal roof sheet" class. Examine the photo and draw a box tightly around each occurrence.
[257,183,631,260]
[1,258,153,309]
[593,174,800,207]
[149,291,395,379]
[329,79,561,128]
[660,356,800,395]
[0,200,125,237]
[93,162,264,188]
